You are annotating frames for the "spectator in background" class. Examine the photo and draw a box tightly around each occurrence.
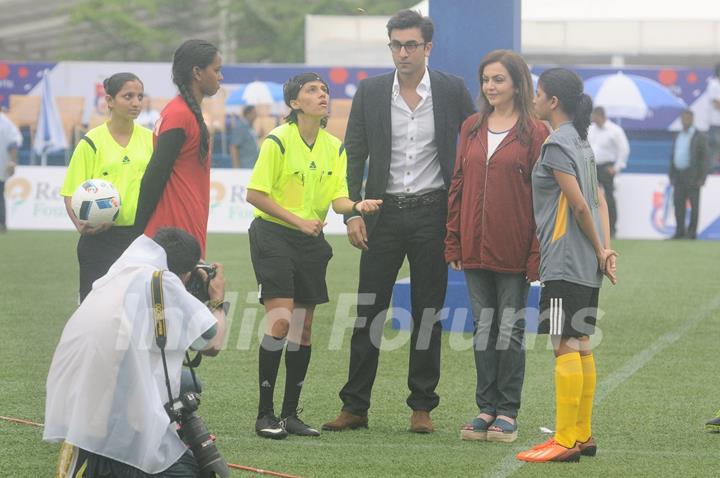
[706,63,720,168]
[229,105,259,168]
[136,94,161,130]
[669,110,710,240]
[0,110,21,233]
[588,106,629,238]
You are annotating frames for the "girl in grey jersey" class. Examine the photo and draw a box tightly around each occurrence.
[517,68,617,464]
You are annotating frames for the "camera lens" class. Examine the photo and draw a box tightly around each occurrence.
[180,414,230,478]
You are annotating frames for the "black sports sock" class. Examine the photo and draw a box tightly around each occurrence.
[281,343,311,418]
[258,334,285,417]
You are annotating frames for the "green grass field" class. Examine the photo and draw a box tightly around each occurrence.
[1,231,719,477]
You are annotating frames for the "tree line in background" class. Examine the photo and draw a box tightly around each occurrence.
[64,0,415,62]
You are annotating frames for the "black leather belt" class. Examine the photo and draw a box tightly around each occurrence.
[383,189,446,209]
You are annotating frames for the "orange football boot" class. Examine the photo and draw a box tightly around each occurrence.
[516,438,581,463]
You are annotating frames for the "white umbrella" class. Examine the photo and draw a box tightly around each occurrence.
[33,69,67,165]
[584,72,686,120]
[226,81,284,106]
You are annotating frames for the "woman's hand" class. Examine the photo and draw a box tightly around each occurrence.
[77,220,113,236]
[597,248,618,284]
[448,260,463,272]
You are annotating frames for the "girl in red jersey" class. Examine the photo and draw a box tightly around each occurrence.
[135,39,223,258]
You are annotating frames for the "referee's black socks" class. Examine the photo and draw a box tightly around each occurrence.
[258,334,286,417]
[282,343,312,418]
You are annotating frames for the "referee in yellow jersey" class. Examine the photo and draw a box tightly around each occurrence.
[61,73,153,302]
[246,73,382,439]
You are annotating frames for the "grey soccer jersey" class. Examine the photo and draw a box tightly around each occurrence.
[532,122,603,288]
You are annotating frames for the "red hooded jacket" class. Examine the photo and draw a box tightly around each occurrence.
[445,113,548,280]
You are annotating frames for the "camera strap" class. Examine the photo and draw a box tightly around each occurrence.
[151,270,175,409]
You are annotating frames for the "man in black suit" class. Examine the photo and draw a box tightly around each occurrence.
[670,109,710,239]
[323,9,475,434]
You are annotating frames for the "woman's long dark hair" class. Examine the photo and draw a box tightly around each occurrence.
[470,49,534,144]
[171,39,218,163]
[538,68,593,140]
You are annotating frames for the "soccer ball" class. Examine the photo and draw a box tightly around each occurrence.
[71,179,121,226]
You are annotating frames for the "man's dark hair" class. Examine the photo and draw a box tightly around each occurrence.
[592,106,606,117]
[153,228,201,275]
[386,9,434,42]
[682,108,694,117]
[242,105,256,119]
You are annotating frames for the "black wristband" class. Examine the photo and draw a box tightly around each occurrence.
[351,200,361,215]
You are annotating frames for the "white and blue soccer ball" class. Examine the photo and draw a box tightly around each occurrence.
[71,179,121,226]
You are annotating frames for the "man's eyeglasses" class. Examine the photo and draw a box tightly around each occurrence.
[387,41,426,53]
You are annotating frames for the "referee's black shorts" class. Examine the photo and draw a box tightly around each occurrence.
[536,280,599,337]
[77,225,139,302]
[249,217,333,305]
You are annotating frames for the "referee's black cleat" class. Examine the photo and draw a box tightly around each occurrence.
[281,410,321,437]
[255,414,289,439]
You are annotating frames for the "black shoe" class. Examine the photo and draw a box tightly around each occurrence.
[281,410,321,437]
[255,414,288,439]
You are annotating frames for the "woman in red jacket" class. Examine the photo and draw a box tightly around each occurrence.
[445,50,548,443]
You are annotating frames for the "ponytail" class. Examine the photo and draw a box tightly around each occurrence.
[538,68,593,139]
[573,94,593,140]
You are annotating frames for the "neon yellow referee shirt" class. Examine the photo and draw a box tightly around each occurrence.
[61,123,153,226]
[248,122,349,230]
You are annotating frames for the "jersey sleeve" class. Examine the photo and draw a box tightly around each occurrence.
[247,136,283,194]
[540,143,576,177]
[332,145,349,200]
[60,139,96,196]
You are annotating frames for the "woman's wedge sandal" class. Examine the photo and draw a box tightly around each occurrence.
[487,417,518,443]
[460,415,495,441]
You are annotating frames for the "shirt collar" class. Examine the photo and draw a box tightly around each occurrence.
[680,126,695,136]
[392,68,431,101]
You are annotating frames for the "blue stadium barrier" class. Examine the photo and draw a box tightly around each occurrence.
[625,138,673,174]
[212,153,232,168]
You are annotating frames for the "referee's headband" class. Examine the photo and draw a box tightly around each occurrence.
[283,73,328,108]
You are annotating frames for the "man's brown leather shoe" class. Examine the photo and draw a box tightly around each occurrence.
[321,410,368,431]
[409,410,434,433]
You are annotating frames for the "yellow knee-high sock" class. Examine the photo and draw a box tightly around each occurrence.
[576,353,596,442]
[554,352,583,448]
